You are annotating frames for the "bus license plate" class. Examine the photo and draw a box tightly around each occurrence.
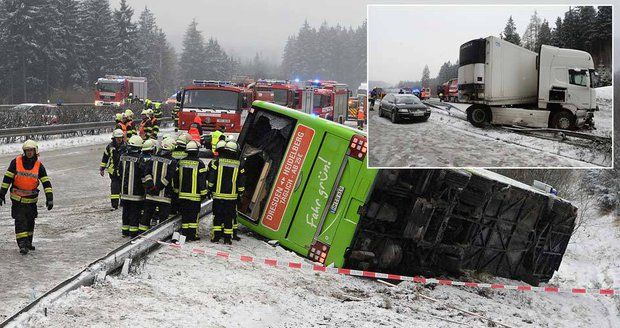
[329,186,345,214]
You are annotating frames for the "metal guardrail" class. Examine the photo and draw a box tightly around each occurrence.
[0,103,95,108]
[0,118,172,139]
[1,200,212,327]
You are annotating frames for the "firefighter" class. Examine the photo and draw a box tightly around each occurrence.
[357,107,365,130]
[172,133,190,160]
[100,129,126,210]
[114,113,124,130]
[210,126,225,153]
[138,109,153,140]
[125,93,133,106]
[144,98,153,110]
[119,135,145,237]
[153,101,163,119]
[175,140,207,241]
[188,116,202,142]
[142,137,177,228]
[172,102,180,131]
[369,88,377,108]
[0,140,53,254]
[137,138,156,233]
[148,109,159,140]
[208,140,245,245]
[124,109,136,139]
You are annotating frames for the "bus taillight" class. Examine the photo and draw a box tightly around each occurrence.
[309,240,330,264]
[348,134,367,160]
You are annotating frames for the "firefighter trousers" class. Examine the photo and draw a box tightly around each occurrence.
[110,175,121,209]
[178,199,200,240]
[141,200,170,232]
[122,200,143,237]
[212,199,236,242]
[12,202,37,248]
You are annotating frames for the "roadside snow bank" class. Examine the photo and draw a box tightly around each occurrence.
[596,86,613,100]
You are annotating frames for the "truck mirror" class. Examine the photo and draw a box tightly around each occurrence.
[176,92,182,102]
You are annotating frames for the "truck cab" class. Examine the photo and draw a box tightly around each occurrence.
[94,75,147,106]
[177,80,252,133]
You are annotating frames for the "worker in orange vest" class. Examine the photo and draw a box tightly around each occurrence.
[357,107,365,130]
[188,116,203,142]
[138,109,153,140]
[0,140,54,254]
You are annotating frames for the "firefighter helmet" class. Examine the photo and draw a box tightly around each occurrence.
[161,137,175,151]
[124,109,134,119]
[176,133,189,147]
[22,140,38,153]
[112,129,124,138]
[215,140,227,150]
[129,93,133,97]
[128,135,143,148]
[115,113,123,121]
[141,109,148,116]
[142,139,155,151]
[146,109,154,116]
[186,140,200,152]
[224,140,239,152]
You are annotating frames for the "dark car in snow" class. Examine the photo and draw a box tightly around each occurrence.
[378,93,430,123]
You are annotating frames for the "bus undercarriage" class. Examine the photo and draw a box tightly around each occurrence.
[346,169,576,285]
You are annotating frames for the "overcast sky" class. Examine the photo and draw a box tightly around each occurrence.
[369,5,578,85]
[111,0,368,63]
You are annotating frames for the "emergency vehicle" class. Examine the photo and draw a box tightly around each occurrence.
[440,78,459,102]
[248,79,275,102]
[176,80,253,133]
[94,75,147,106]
[293,81,349,121]
[235,101,578,285]
[420,87,431,100]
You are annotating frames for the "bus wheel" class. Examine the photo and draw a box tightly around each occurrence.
[466,105,491,127]
[550,110,575,130]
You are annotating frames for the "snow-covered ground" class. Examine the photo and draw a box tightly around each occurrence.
[368,88,613,168]
[23,203,620,328]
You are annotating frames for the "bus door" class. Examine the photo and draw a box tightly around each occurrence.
[286,132,350,255]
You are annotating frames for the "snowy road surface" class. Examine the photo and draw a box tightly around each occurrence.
[24,211,620,328]
[0,142,126,321]
[368,96,612,167]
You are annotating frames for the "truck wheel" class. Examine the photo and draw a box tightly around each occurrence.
[550,111,575,130]
[467,105,491,127]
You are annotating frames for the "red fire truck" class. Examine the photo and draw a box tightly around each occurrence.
[271,81,297,107]
[248,79,275,102]
[440,78,459,103]
[94,75,147,106]
[293,80,349,121]
[176,80,253,133]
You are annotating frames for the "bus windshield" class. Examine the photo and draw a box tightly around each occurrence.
[237,108,296,222]
[183,89,240,111]
[96,82,121,93]
[273,89,288,105]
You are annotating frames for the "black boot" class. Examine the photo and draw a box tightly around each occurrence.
[223,237,232,245]
[19,247,29,255]
[27,235,35,250]
[232,232,241,241]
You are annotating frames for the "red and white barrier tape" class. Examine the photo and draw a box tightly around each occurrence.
[137,236,619,296]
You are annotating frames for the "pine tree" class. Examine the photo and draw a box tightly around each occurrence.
[112,0,139,75]
[56,0,84,92]
[522,11,542,51]
[501,16,521,46]
[536,20,553,52]
[421,65,430,87]
[550,17,564,47]
[179,19,206,84]
[79,0,115,87]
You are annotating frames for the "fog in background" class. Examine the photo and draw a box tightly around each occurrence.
[369,5,571,85]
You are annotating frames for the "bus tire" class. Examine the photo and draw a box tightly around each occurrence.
[550,110,575,130]
[467,105,491,128]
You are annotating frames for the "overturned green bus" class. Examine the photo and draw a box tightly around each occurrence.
[236,101,577,285]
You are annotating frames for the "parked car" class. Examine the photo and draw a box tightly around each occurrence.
[378,93,430,123]
[12,103,59,125]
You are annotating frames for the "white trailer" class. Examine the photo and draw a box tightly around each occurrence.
[458,36,597,129]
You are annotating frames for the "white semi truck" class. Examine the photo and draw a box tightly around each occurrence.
[458,36,598,130]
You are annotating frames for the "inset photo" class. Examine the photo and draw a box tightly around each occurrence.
[368,5,613,168]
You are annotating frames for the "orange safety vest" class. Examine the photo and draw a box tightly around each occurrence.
[118,122,127,133]
[12,156,40,198]
[188,124,201,142]
[357,109,365,120]
[139,121,147,139]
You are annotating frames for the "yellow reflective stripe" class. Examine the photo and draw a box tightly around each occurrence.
[216,165,223,194]
[207,182,214,187]
[138,225,150,231]
[100,162,107,167]
[213,194,237,200]
[15,232,29,239]
[223,229,233,235]
[199,168,207,173]
[122,225,129,231]
[233,224,239,229]
[129,226,139,232]
[1,183,9,189]
[200,189,207,195]
[181,223,189,229]
[187,223,199,228]
[5,172,15,178]
[212,226,222,231]
[40,176,49,183]
[192,165,198,196]
[110,194,120,199]
[44,188,53,193]
[10,194,38,203]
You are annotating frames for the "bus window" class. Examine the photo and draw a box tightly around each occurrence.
[238,109,296,222]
